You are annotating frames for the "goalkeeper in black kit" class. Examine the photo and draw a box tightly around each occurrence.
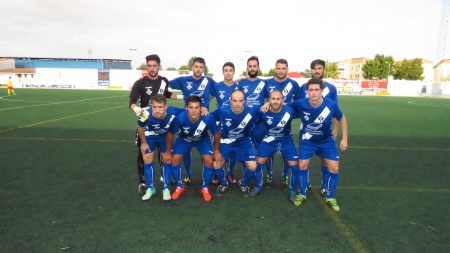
[129,54,183,195]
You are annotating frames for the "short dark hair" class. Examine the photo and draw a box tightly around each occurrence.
[151,94,167,105]
[146,54,161,65]
[306,78,324,90]
[186,95,202,106]
[223,62,235,71]
[276,58,288,67]
[247,56,259,66]
[310,59,325,69]
[230,89,245,100]
[193,57,205,66]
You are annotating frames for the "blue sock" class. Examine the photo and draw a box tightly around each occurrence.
[162,164,171,189]
[289,165,299,192]
[202,166,214,188]
[282,158,290,178]
[306,167,311,187]
[183,152,192,177]
[327,172,339,198]
[299,169,308,195]
[321,166,330,189]
[242,167,254,186]
[144,162,154,189]
[255,162,264,189]
[214,167,227,185]
[171,164,183,187]
[265,156,273,178]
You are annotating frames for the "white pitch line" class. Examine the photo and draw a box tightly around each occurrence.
[0,95,126,111]
[407,101,450,107]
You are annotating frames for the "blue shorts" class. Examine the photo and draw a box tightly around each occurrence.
[298,136,339,161]
[172,136,213,156]
[220,138,256,162]
[251,123,265,150]
[145,137,167,154]
[257,137,298,161]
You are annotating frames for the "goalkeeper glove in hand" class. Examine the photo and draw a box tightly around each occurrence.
[133,107,149,122]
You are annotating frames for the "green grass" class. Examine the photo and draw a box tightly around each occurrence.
[1,89,449,253]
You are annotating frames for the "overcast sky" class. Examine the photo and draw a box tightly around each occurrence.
[0,0,443,75]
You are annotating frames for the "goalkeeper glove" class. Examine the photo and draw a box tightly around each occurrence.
[133,106,149,122]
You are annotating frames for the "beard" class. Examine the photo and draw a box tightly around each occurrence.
[148,71,158,77]
[248,70,258,78]
[313,72,323,79]
[270,103,281,111]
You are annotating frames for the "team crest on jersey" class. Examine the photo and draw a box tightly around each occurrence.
[187,82,193,90]
[267,116,273,125]
[303,112,310,121]
[225,118,232,127]
[219,91,225,99]
[317,116,324,123]
[196,129,203,134]
[145,87,153,96]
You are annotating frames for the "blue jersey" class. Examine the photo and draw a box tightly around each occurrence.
[137,106,185,141]
[211,81,239,106]
[288,98,343,142]
[210,105,258,144]
[265,78,301,102]
[238,78,267,107]
[298,81,338,103]
[256,106,299,143]
[169,76,216,110]
[169,111,219,142]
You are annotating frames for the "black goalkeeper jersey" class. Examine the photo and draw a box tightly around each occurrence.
[129,75,173,108]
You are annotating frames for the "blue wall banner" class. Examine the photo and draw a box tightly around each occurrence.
[98,69,110,86]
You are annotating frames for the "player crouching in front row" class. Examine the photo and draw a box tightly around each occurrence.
[163,95,225,202]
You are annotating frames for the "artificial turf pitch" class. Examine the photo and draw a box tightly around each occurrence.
[0,89,449,252]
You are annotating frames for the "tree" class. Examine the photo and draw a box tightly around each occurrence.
[362,54,394,80]
[301,69,312,78]
[392,58,424,80]
[136,63,146,70]
[178,65,190,70]
[166,67,176,71]
[323,61,340,79]
[266,68,276,77]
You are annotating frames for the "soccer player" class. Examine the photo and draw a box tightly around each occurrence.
[169,57,217,187]
[264,59,302,189]
[163,95,222,202]
[237,56,269,186]
[210,89,258,197]
[299,59,339,197]
[136,94,185,201]
[288,78,348,211]
[129,54,182,195]
[211,62,239,184]
[249,90,300,198]
[7,76,16,96]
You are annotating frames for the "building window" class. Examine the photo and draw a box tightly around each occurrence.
[17,74,22,78]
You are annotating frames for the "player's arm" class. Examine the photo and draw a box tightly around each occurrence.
[163,132,174,163]
[338,115,348,151]
[137,125,150,154]
[332,118,339,138]
[169,93,184,99]
[212,131,224,165]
